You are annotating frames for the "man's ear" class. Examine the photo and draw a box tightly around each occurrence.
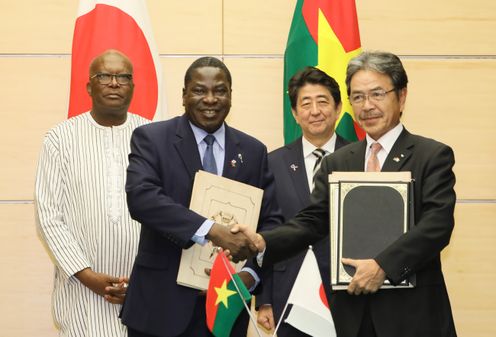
[336,101,343,115]
[86,81,92,96]
[399,87,408,112]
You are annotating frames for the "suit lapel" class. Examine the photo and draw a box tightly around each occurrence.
[346,141,368,171]
[285,139,311,205]
[382,129,414,172]
[173,115,203,180]
[222,124,241,180]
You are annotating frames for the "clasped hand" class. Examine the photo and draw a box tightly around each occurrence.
[207,223,265,263]
[75,268,129,304]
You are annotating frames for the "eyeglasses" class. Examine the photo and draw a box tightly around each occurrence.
[349,88,395,105]
[90,73,133,85]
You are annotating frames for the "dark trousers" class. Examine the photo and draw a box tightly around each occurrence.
[356,301,377,337]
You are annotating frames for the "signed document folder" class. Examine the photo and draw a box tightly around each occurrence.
[329,172,415,290]
[177,171,263,290]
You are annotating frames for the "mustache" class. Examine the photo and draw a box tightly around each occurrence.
[359,112,382,120]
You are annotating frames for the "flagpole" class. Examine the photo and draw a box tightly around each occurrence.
[271,246,313,337]
[220,253,264,337]
[271,301,289,337]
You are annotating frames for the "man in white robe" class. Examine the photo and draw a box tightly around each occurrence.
[35,49,149,337]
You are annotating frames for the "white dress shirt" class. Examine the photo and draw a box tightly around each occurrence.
[302,133,337,190]
[364,123,404,171]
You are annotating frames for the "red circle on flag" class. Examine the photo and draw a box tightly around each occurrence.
[68,4,158,120]
[320,283,330,309]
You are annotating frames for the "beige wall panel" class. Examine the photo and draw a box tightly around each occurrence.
[1,0,494,55]
[0,204,57,336]
[223,58,284,151]
[0,0,223,55]
[0,57,70,200]
[401,59,496,200]
[223,0,294,54]
[442,203,496,337]
[161,57,198,118]
[357,0,496,55]
[223,0,496,55]
[0,0,76,54]
[149,0,223,54]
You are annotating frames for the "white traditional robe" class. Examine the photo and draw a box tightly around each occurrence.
[35,112,149,337]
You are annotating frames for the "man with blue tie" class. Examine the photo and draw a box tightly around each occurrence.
[255,67,349,336]
[120,57,282,337]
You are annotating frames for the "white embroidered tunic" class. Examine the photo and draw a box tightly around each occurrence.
[35,112,148,337]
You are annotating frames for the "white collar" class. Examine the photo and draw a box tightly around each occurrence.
[365,123,403,154]
[189,121,226,151]
[302,133,337,158]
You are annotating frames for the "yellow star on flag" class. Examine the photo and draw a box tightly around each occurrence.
[214,280,237,308]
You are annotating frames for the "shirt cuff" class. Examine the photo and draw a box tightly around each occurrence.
[191,219,215,246]
[256,248,266,267]
[241,267,260,292]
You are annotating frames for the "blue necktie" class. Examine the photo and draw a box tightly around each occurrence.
[203,135,218,175]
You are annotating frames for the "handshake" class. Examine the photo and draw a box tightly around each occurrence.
[206,223,266,263]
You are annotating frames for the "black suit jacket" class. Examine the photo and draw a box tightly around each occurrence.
[261,129,457,337]
[121,115,282,337]
[259,135,348,336]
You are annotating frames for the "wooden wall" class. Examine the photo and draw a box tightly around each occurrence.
[0,0,495,336]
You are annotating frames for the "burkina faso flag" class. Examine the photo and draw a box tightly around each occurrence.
[284,0,365,144]
[206,252,252,337]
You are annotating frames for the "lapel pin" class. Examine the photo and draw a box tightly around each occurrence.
[237,153,244,163]
[230,159,237,167]
[290,164,298,171]
[393,157,400,162]
[400,154,405,158]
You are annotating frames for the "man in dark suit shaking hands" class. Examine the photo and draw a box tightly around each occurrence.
[236,51,457,337]
[121,57,282,337]
[256,67,349,336]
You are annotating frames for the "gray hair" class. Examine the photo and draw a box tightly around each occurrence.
[345,51,408,96]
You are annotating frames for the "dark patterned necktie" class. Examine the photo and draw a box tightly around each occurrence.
[312,148,326,189]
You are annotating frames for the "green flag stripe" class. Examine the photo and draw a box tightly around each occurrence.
[232,273,252,301]
[212,279,250,337]
[335,111,359,142]
[284,0,318,144]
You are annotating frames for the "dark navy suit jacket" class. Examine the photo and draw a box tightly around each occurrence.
[121,115,282,337]
[259,135,348,336]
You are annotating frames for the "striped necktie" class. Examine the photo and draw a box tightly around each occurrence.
[203,135,218,175]
[312,148,326,188]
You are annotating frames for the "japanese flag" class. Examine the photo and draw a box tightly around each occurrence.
[285,248,336,337]
[68,0,165,121]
